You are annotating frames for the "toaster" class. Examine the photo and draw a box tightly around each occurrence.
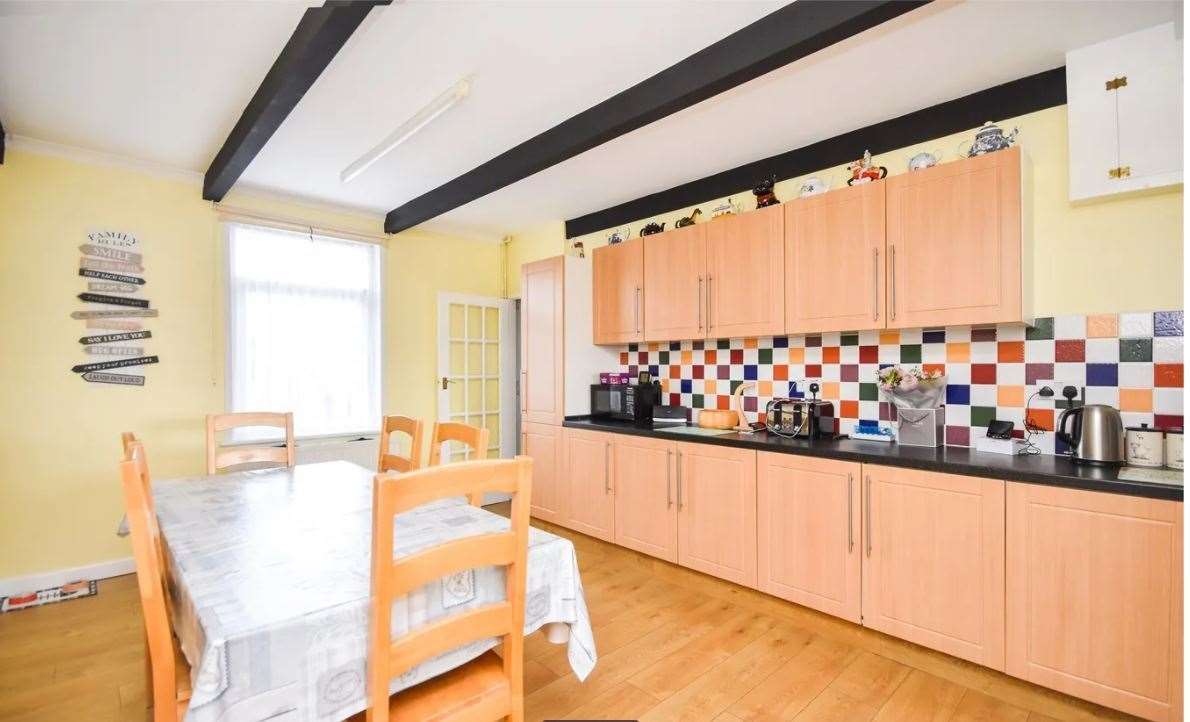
[765,398,835,439]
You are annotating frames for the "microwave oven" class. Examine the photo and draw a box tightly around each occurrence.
[590,383,659,426]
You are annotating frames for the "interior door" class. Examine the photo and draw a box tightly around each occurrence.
[519,257,564,425]
[613,435,677,562]
[436,292,517,460]
[785,182,886,333]
[643,225,705,342]
[592,238,643,344]
[676,442,757,587]
[560,428,614,542]
[705,204,784,339]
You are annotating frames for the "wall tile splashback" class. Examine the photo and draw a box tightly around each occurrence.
[619,311,1184,456]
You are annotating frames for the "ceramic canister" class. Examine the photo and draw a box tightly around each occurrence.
[1125,423,1165,468]
[1165,428,1183,470]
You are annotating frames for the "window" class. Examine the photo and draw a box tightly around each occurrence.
[227,223,382,439]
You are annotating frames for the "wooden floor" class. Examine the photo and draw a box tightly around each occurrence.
[0,512,1145,722]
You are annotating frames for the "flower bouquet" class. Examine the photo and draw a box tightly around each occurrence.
[877,365,947,410]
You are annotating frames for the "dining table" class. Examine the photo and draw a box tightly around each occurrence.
[150,460,596,722]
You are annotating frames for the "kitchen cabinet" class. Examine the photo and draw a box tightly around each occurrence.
[885,147,1025,329]
[522,422,564,524]
[643,225,705,342]
[521,257,564,425]
[592,238,644,344]
[1006,483,1183,722]
[785,181,886,334]
[1066,22,1182,202]
[861,465,1005,670]
[613,435,678,562]
[675,442,757,588]
[560,428,615,542]
[757,453,862,623]
[705,204,784,339]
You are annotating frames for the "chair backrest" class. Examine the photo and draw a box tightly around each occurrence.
[120,447,182,722]
[366,458,532,722]
[428,421,490,505]
[378,415,425,474]
[205,412,295,474]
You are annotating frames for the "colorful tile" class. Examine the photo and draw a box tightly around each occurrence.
[1155,414,1184,430]
[1025,407,1055,432]
[1119,338,1153,362]
[1025,363,1054,385]
[971,328,997,342]
[945,426,971,447]
[1119,388,1153,412]
[1084,338,1117,363]
[841,364,859,382]
[946,385,971,405]
[805,335,822,348]
[923,330,946,344]
[970,406,996,427]
[971,364,997,384]
[997,341,1024,363]
[841,333,858,346]
[1120,312,1154,338]
[840,400,859,418]
[823,347,840,363]
[1054,340,1084,362]
[900,344,922,363]
[859,383,879,401]
[1025,317,1054,341]
[946,342,971,363]
[1155,310,1184,337]
[1156,363,1184,388]
[1086,363,1118,386]
[997,385,1025,407]
[1118,362,1153,388]
[1086,314,1118,338]
[1153,337,1184,363]
[1054,315,1086,339]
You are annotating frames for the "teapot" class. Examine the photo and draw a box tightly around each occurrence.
[606,226,631,245]
[753,175,779,208]
[798,176,829,197]
[907,150,942,171]
[640,221,666,236]
[960,121,1019,157]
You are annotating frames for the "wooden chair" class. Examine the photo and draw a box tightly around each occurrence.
[378,415,425,474]
[204,412,295,474]
[362,457,532,722]
[428,421,490,505]
[121,445,192,722]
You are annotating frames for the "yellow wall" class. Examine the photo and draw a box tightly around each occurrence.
[506,106,1183,315]
[502,221,565,298]
[0,148,500,580]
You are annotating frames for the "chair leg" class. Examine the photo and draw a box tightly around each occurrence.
[143,633,154,710]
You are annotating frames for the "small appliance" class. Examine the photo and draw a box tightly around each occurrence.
[589,381,662,427]
[1056,404,1126,466]
[765,384,835,439]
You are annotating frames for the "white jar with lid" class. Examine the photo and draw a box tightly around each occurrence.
[1125,423,1165,468]
[1165,428,1183,470]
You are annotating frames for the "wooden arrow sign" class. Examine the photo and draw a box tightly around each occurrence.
[71,309,158,319]
[85,319,143,331]
[82,371,145,386]
[80,257,144,274]
[72,355,159,373]
[78,292,150,308]
[83,345,144,356]
[79,269,145,286]
[78,244,143,264]
[79,330,151,345]
[87,281,139,294]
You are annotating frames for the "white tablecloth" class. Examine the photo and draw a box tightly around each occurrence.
[152,460,595,722]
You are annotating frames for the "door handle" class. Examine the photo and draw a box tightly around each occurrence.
[847,472,854,553]
[872,248,879,322]
[697,276,704,330]
[865,475,873,557]
[889,246,896,322]
[520,370,527,412]
[666,449,673,508]
[676,449,683,510]
[604,442,611,494]
[441,376,454,391]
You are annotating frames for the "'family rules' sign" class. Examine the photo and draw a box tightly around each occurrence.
[74,231,157,386]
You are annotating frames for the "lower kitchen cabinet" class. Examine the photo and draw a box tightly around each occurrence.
[861,465,1005,670]
[560,428,615,542]
[757,453,862,623]
[613,435,678,562]
[1006,483,1183,722]
[522,422,564,524]
[676,442,757,588]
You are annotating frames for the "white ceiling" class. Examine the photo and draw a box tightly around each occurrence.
[0,1,1180,239]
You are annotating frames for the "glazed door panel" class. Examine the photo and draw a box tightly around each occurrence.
[676,442,757,587]
[643,225,706,342]
[757,453,862,623]
[705,205,784,339]
[785,182,886,334]
[861,465,1005,670]
[885,148,1022,328]
[1006,482,1183,722]
[613,435,678,562]
[592,238,644,344]
[520,257,564,425]
[560,428,615,542]
[522,422,564,524]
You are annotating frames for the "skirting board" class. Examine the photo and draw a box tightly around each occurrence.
[0,557,134,598]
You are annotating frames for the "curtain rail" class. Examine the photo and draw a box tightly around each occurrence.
[214,204,387,246]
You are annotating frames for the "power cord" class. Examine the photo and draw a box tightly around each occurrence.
[1019,385,1055,455]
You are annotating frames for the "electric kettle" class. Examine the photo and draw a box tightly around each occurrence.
[1056,404,1126,465]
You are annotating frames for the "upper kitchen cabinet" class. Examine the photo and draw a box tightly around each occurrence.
[886,147,1026,329]
[644,224,706,342]
[521,256,565,424]
[705,204,785,339]
[785,181,885,334]
[592,237,644,344]
[1067,22,1183,202]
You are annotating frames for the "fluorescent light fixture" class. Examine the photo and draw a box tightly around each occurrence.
[340,77,471,184]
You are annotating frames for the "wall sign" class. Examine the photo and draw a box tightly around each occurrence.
[74,231,158,386]
[82,372,145,386]
[79,331,151,345]
[83,346,143,356]
[71,355,159,374]
[71,309,158,319]
[85,319,142,331]
[78,244,142,264]
[78,268,144,285]
[87,282,139,294]
[79,257,144,274]
[77,292,150,308]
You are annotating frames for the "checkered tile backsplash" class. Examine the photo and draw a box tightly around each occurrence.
[619,310,1185,456]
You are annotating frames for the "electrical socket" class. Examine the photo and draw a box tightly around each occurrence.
[1034,380,1084,407]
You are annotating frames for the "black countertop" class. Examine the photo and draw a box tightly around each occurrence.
[562,417,1183,502]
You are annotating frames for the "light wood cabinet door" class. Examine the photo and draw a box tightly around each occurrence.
[862,465,1005,670]
[613,435,678,562]
[1006,483,1183,722]
[520,257,564,425]
[757,453,862,623]
[643,225,706,342]
[785,182,886,334]
[522,422,564,524]
[705,204,784,339]
[592,238,643,344]
[885,148,1023,328]
[676,442,757,587]
[560,428,615,542]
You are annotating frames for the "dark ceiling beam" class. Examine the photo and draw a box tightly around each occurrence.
[0,117,5,165]
[565,66,1067,238]
[384,0,930,234]
[203,0,389,201]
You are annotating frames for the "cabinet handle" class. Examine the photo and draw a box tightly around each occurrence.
[676,449,683,510]
[634,286,641,334]
[604,442,611,494]
[847,472,854,553]
[865,475,873,557]
[872,248,879,322]
[697,276,704,330]
[706,276,713,333]
[666,449,673,508]
[889,246,896,322]
[520,370,528,412]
